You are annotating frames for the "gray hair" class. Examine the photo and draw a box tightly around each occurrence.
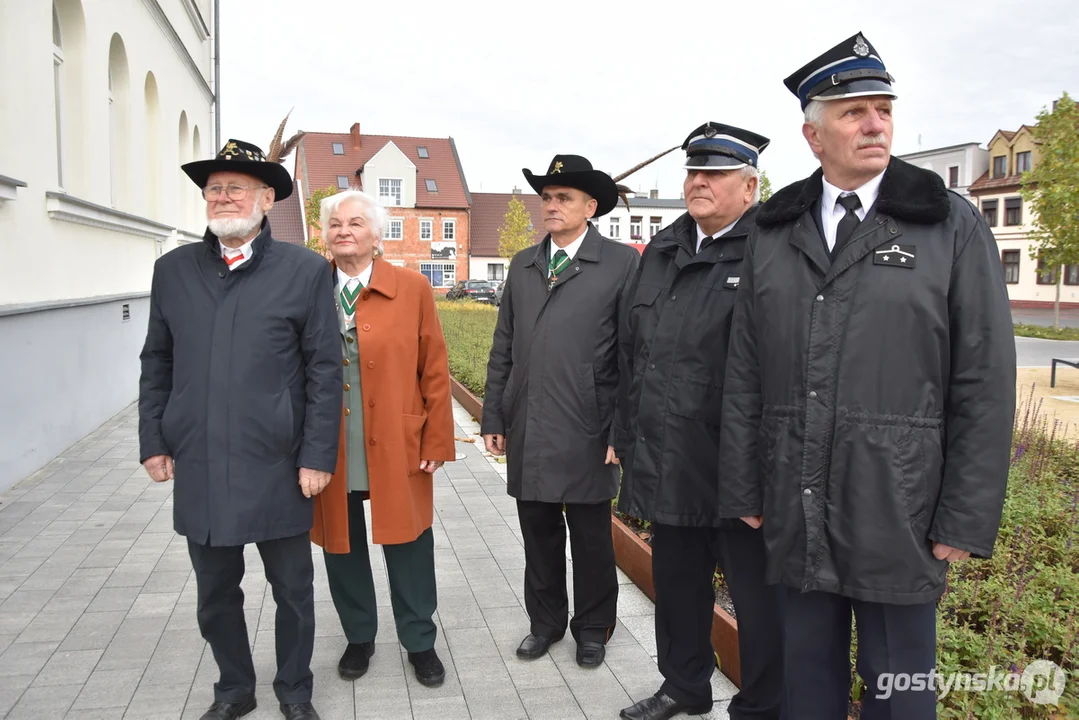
[804,99,826,127]
[320,190,389,242]
[741,165,761,204]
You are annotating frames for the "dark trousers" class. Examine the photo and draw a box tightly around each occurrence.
[782,589,937,720]
[517,499,618,644]
[187,532,315,704]
[322,492,437,652]
[652,523,784,719]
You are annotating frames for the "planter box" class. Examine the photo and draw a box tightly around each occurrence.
[450,375,484,423]
[610,513,742,689]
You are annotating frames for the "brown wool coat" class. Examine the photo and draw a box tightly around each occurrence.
[311,258,456,550]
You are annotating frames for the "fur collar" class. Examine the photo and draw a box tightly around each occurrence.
[757,157,951,228]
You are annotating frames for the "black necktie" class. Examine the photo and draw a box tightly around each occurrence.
[834,193,862,252]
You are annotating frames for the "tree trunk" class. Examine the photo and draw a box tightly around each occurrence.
[1055,266,1062,329]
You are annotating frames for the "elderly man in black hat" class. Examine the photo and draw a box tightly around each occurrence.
[139,138,342,720]
[718,33,1015,719]
[481,154,639,667]
[614,123,784,720]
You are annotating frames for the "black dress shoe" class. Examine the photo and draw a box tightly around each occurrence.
[619,692,711,720]
[199,697,256,720]
[516,633,559,659]
[576,640,606,667]
[338,641,376,680]
[408,648,446,687]
[279,702,321,720]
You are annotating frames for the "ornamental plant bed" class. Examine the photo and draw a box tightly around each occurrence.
[610,511,743,689]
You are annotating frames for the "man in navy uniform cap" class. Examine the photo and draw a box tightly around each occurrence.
[717,33,1015,718]
[614,123,784,720]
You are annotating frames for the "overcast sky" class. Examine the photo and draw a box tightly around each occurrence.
[219,0,1077,200]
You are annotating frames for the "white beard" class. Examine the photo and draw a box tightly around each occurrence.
[209,207,264,241]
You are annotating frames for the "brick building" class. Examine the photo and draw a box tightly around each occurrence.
[294,123,472,290]
[469,191,545,282]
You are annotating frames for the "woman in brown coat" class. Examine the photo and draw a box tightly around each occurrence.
[310,189,455,688]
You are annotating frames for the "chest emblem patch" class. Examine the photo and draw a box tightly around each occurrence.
[723,273,740,289]
[873,244,916,269]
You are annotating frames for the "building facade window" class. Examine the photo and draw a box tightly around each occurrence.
[425,179,438,192]
[385,218,403,240]
[417,146,429,159]
[332,142,344,155]
[948,166,959,188]
[1001,250,1020,284]
[420,262,456,288]
[336,175,349,189]
[630,216,642,240]
[650,216,662,237]
[442,219,455,241]
[379,178,402,206]
[1036,257,1057,286]
[487,263,504,281]
[981,199,998,227]
[1016,151,1032,174]
[609,217,620,238]
[1004,197,1023,226]
[420,218,432,240]
[992,155,1007,178]
[53,5,64,187]
[1065,264,1079,286]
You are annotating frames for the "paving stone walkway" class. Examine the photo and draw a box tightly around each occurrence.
[0,400,736,719]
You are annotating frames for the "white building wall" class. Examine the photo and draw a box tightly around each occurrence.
[470,257,508,282]
[0,0,216,487]
[361,142,417,209]
[600,199,686,244]
[897,144,989,201]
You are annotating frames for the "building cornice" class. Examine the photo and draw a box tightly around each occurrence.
[0,174,27,201]
[46,191,175,240]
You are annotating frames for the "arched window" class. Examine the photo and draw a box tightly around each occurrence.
[52,0,86,192]
[144,73,161,218]
[107,34,131,208]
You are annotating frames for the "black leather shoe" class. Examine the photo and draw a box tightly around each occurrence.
[619,692,711,720]
[576,640,606,667]
[338,641,376,680]
[408,648,446,687]
[279,702,321,720]
[516,633,559,659]
[199,697,256,720]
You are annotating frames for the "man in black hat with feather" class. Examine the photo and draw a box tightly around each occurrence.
[139,135,340,720]
[481,154,639,668]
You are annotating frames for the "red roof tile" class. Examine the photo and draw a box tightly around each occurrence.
[298,129,470,209]
[266,182,306,246]
[969,170,1028,194]
[470,193,546,257]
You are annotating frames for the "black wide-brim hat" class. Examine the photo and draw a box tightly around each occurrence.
[182,139,293,200]
[522,154,619,217]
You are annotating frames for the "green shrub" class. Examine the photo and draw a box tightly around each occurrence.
[436,298,497,398]
[1014,323,1079,341]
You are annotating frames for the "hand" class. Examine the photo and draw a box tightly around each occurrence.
[932,543,971,563]
[741,515,763,529]
[419,459,444,474]
[143,455,174,483]
[298,468,331,498]
[605,445,620,465]
[483,434,506,456]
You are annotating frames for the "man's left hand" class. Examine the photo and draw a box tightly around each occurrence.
[932,543,971,563]
[420,460,444,474]
[298,468,331,498]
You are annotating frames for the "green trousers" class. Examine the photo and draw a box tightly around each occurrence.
[322,492,437,652]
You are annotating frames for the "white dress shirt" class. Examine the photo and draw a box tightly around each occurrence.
[820,170,885,251]
[549,227,588,276]
[336,264,374,328]
[219,237,256,271]
[695,218,740,253]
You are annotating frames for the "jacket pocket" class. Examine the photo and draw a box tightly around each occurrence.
[631,284,662,309]
[402,412,427,474]
[667,377,724,426]
[578,364,601,433]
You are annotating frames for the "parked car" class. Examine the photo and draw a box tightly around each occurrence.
[494,280,505,306]
[446,280,497,304]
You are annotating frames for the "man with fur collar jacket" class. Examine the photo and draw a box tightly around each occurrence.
[717,33,1016,719]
